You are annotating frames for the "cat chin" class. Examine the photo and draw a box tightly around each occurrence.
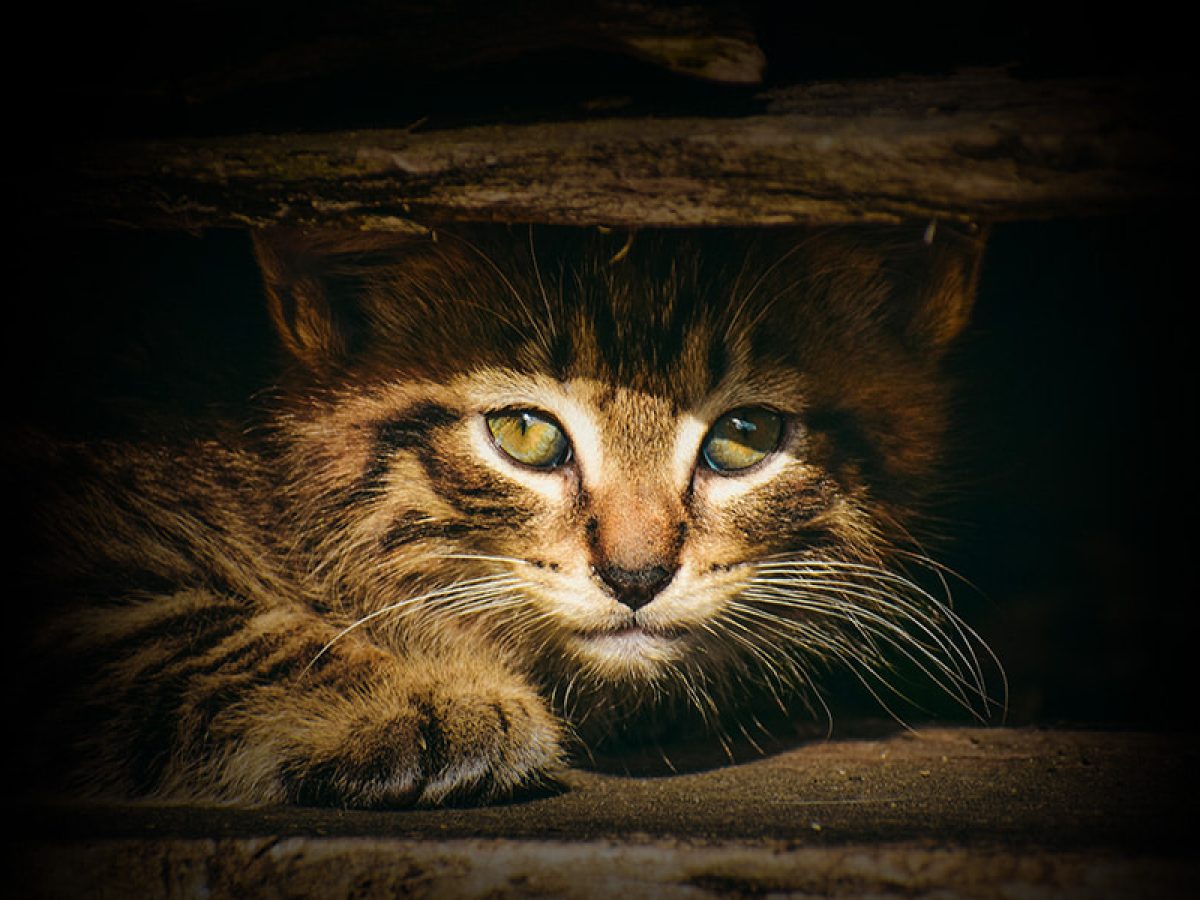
[566,627,686,679]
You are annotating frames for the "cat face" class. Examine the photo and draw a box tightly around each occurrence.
[258,225,991,717]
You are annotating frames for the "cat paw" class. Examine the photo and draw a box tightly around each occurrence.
[277,674,564,808]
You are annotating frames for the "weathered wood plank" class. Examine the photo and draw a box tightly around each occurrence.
[16,729,1196,898]
[49,71,1186,231]
[20,839,1195,899]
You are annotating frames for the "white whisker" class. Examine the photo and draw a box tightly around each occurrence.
[720,555,1006,724]
[300,574,524,676]
[431,552,528,567]
[731,598,926,728]
[718,603,834,734]
[741,586,983,716]
[749,575,981,688]
[750,558,1005,710]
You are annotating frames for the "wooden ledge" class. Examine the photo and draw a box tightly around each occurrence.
[16,727,1197,898]
[20,838,1195,899]
[46,71,1188,232]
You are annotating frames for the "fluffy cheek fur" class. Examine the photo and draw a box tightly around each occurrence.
[481,456,877,685]
[285,382,883,673]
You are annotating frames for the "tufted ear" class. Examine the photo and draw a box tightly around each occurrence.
[252,228,428,371]
[891,221,989,357]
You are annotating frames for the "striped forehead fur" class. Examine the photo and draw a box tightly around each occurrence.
[333,226,960,398]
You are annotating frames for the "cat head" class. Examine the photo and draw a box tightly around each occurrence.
[255,224,992,723]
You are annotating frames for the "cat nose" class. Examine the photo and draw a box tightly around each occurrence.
[594,564,675,611]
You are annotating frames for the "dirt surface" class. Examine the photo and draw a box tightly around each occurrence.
[12,727,1199,898]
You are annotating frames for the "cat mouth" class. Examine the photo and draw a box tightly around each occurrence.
[575,621,686,646]
[580,619,686,643]
[600,624,678,638]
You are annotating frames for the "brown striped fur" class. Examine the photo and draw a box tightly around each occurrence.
[20,224,989,807]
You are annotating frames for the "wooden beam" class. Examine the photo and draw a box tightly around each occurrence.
[47,70,1186,231]
[16,729,1196,897]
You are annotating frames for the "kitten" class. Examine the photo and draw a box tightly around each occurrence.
[19,224,995,807]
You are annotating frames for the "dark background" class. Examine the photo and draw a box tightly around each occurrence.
[14,2,1192,138]
[10,2,1193,734]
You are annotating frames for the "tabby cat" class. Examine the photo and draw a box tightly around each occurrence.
[20,223,996,807]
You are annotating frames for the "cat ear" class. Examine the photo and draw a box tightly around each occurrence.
[253,229,349,369]
[252,228,428,371]
[891,221,988,356]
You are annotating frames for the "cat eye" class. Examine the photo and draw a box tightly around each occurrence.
[487,410,572,469]
[701,407,784,473]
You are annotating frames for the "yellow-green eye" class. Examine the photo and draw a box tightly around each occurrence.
[487,410,571,469]
[701,407,784,473]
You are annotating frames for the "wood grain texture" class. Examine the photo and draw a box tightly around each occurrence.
[49,71,1187,232]
[16,728,1195,898]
